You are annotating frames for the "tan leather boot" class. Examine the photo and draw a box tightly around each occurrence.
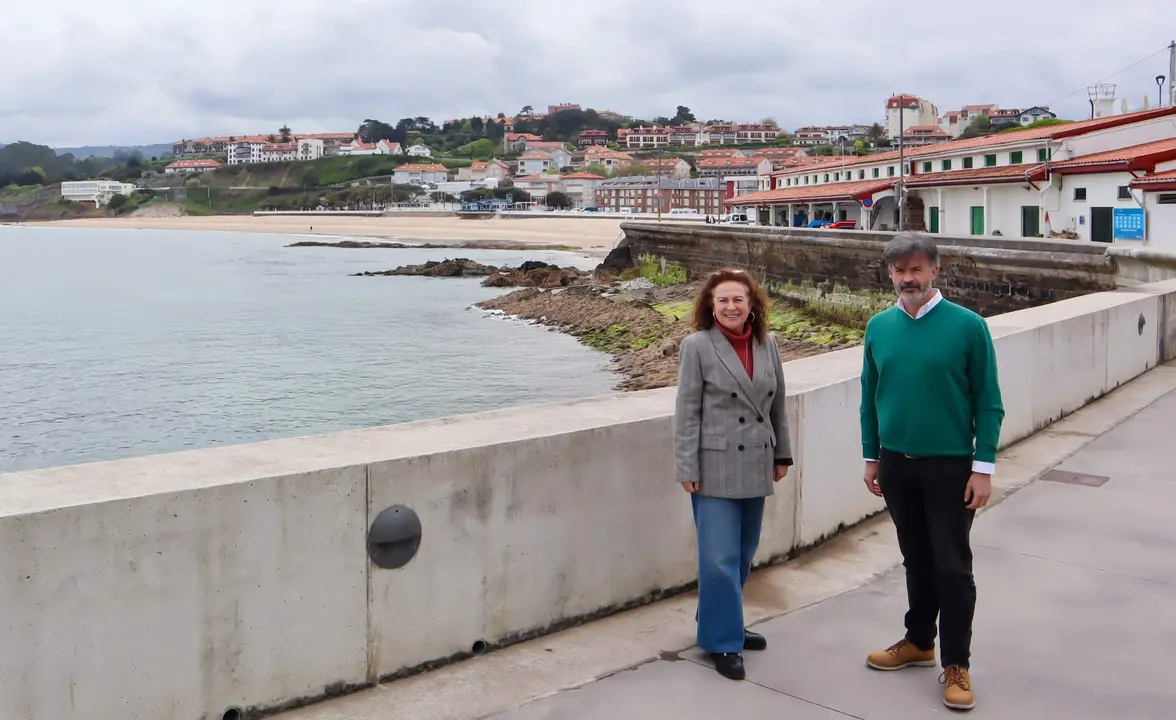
[865,638,936,670]
[941,665,975,710]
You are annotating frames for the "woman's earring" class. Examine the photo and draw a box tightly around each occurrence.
[748,311,756,322]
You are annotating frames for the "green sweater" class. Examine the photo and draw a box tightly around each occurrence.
[860,297,1005,463]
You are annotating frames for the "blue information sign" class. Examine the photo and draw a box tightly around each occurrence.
[1113,207,1146,241]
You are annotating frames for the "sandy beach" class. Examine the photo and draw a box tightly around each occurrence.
[26,214,630,253]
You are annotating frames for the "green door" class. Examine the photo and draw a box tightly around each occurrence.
[929,206,940,233]
[1091,207,1113,243]
[970,206,984,235]
[1021,206,1040,237]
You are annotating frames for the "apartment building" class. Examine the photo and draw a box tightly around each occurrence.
[457,159,510,182]
[619,123,785,149]
[640,157,692,179]
[163,158,223,173]
[726,106,1176,248]
[392,163,449,185]
[886,94,939,139]
[901,126,952,147]
[594,176,721,214]
[577,129,609,146]
[695,156,772,178]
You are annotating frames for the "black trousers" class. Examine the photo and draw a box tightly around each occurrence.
[878,448,977,669]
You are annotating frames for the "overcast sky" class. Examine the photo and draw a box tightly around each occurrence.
[4,0,1176,147]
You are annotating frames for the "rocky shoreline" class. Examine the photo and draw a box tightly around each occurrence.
[477,279,865,392]
[287,239,583,251]
[352,258,589,288]
[341,244,869,392]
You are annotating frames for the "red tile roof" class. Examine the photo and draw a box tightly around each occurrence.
[905,163,1048,187]
[1129,168,1176,188]
[395,163,447,172]
[771,106,1176,177]
[727,179,893,207]
[561,172,607,179]
[165,158,222,169]
[1050,137,1176,172]
[698,157,769,168]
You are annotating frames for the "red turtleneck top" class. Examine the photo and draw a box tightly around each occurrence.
[717,321,753,378]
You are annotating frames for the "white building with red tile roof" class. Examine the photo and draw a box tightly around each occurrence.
[164,158,223,173]
[886,94,939,140]
[727,106,1176,245]
[457,159,510,182]
[392,163,449,186]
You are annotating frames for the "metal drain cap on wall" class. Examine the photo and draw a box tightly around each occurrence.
[368,505,422,569]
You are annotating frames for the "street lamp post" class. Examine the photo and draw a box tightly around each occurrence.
[897,97,905,232]
[1157,75,1167,109]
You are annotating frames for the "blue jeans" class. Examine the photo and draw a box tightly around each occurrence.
[690,493,766,654]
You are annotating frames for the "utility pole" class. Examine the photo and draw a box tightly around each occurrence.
[1169,40,1176,107]
[897,95,905,232]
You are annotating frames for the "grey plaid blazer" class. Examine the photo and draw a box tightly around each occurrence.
[673,326,792,499]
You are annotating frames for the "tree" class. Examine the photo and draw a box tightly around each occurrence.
[107,193,129,211]
[959,114,992,139]
[520,105,534,116]
[279,125,292,142]
[545,191,572,209]
[673,106,696,124]
[761,117,779,128]
[867,123,886,145]
[582,163,613,178]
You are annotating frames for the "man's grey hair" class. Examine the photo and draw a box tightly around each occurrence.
[882,232,940,269]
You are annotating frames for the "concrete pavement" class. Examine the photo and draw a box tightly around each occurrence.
[273,364,1176,720]
[487,388,1176,719]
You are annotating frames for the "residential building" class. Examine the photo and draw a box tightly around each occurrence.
[298,138,325,161]
[938,104,1000,138]
[559,172,607,207]
[517,151,557,176]
[886,94,939,139]
[581,148,633,174]
[988,107,1057,129]
[548,103,581,115]
[457,159,510,182]
[901,126,952,147]
[61,180,137,206]
[1018,106,1057,125]
[163,158,223,174]
[736,124,783,143]
[594,176,721,214]
[226,138,266,165]
[261,142,298,162]
[392,163,449,185]
[516,141,573,169]
[640,157,692,179]
[620,126,671,149]
[337,139,401,157]
[697,147,747,159]
[407,144,433,158]
[505,133,542,152]
[793,126,831,146]
[172,132,355,157]
[577,129,609,146]
[725,105,1176,247]
[512,173,563,201]
[700,124,735,144]
[695,156,772,178]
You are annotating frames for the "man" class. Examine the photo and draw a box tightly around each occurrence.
[859,233,1004,711]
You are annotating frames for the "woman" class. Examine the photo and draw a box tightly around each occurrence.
[673,268,793,681]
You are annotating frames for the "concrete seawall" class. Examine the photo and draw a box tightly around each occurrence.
[618,223,1120,316]
[4,279,1176,719]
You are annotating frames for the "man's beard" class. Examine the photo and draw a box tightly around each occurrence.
[898,281,933,303]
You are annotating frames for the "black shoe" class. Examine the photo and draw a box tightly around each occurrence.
[743,630,767,652]
[709,652,746,680]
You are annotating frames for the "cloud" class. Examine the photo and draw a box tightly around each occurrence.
[4,0,1176,146]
